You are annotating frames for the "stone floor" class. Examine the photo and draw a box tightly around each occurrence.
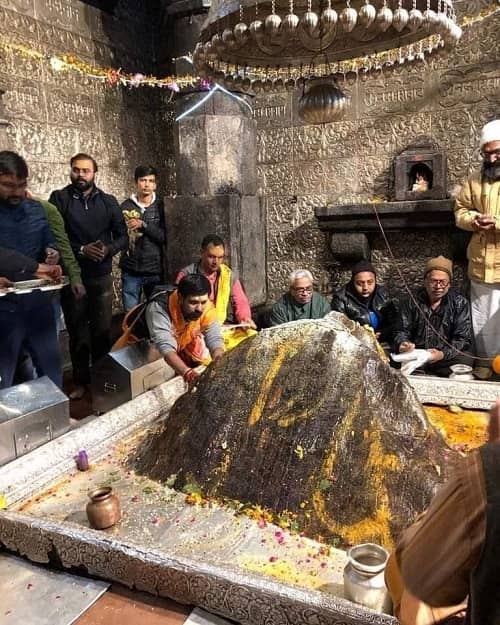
[74,584,192,625]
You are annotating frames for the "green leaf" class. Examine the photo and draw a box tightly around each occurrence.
[181,482,202,495]
[319,479,332,491]
[165,473,178,488]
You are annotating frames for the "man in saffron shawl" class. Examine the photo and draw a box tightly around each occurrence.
[145,274,224,384]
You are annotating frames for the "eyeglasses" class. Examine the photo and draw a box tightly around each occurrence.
[481,148,500,160]
[0,180,27,191]
[427,279,449,287]
[292,286,313,293]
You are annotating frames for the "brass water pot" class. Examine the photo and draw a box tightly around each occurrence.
[86,486,121,529]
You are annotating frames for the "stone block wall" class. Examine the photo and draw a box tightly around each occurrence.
[0,0,175,200]
[256,0,500,300]
[2,0,499,307]
[0,0,176,308]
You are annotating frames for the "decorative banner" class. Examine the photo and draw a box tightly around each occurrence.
[0,2,497,90]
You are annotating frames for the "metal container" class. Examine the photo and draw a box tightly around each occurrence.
[449,364,474,381]
[343,543,392,614]
[90,340,174,415]
[86,486,121,529]
[0,377,70,467]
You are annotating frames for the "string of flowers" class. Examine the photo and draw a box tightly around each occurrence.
[0,39,207,91]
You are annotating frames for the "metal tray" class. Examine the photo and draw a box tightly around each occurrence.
[0,276,69,296]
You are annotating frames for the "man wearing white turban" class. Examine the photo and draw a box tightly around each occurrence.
[455,119,500,379]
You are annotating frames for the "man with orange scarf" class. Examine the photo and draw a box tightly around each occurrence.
[145,274,224,384]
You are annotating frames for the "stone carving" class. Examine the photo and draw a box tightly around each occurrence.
[256,7,500,298]
[3,0,498,305]
[2,1,169,314]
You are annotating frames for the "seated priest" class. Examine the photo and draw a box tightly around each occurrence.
[270,269,331,326]
[393,256,473,377]
[385,399,500,625]
[331,259,395,342]
[145,274,224,385]
[176,233,256,350]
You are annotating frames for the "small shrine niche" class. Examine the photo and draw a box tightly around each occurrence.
[394,140,447,201]
[314,137,457,262]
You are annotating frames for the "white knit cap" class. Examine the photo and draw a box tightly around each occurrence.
[480,120,500,147]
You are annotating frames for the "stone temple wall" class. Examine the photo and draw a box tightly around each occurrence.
[2,0,499,308]
[0,0,175,202]
[0,0,176,309]
[256,0,500,301]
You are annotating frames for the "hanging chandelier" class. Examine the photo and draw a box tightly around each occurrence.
[193,0,462,91]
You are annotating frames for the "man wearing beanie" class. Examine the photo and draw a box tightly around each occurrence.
[331,259,395,342]
[393,256,473,377]
[455,119,500,378]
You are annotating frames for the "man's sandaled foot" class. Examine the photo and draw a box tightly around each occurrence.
[69,385,87,400]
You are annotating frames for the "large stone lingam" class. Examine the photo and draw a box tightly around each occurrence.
[135,312,454,548]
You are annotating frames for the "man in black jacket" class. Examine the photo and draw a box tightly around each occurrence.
[49,153,128,399]
[119,165,165,311]
[393,256,473,377]
[331,260,395,343]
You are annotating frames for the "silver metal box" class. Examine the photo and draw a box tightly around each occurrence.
[90,340,174,414]
[0,377,70,467]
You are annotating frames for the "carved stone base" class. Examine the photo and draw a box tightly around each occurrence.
[330,233,371,263]
[316,200,455,233]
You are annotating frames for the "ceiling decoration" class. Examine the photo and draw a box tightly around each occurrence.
[193,0,462,111]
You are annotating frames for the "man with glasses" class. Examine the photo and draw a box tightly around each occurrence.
[49,153,127,399]
[393,256,472,377]
[0,151,63,389]
[455,119,500,379]
[269,269,330,326]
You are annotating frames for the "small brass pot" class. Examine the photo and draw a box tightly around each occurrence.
[86,486,121,530]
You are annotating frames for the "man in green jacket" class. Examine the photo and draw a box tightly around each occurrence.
[270,269,331,326]
[29,193,85,299]
[14,195,86,386]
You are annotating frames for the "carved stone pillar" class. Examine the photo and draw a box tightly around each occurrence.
[165,90,267,306]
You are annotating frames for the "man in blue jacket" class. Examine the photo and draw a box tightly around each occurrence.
[0,151,63,389]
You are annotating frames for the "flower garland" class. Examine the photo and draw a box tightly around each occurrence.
[0,39,203,91]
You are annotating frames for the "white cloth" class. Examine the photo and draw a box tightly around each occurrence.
[130,192,156,214]
[391,350,431,376]
[470,279,500,358]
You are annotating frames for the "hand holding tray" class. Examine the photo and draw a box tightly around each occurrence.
[0,276,69,297]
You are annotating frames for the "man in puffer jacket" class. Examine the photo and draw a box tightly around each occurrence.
[331,260,395,343]
[120,165,165,311]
